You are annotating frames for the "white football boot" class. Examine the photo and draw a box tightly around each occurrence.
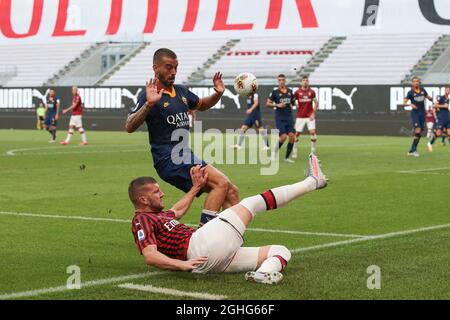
[245,271,284,285]
[307,153,328,189]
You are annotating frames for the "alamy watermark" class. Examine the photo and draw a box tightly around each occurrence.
[170,121,281,175]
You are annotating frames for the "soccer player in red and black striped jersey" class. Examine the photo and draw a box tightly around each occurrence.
[130,154,327,284]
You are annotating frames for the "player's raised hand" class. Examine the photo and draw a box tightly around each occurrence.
[145,78,163,105]
[212,72,225,94]
[180,256,208,271]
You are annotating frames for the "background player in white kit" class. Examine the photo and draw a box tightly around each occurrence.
[130,153,327,284]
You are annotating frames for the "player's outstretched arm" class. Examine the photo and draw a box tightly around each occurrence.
[142,245,208,271]
[170,165,208,219]
[125,79,162,133]
[196,72,224,111]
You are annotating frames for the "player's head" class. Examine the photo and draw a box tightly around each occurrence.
[153,48,178,87]
[411,77,420,89]
[301,75,309,88]
[72,86,78,95]
[277,74,286,88]
[128,176,165,211]
[445,85,450,95]
[48,89,55,97]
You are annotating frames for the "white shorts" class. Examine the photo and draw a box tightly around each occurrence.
[426,122,434,130]
[186,209,259,274]
[295,117,316,132]
[69,115,83,128]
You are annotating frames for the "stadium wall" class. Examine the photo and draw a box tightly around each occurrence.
[0,85,448,136]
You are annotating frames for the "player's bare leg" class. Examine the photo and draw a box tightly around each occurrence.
[221,153,327,284]
[199,165,239,225]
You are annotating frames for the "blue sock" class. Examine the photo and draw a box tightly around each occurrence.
[200,209,217,226]
[286,142,294,159]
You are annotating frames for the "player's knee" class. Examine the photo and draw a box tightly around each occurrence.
[227,182,240,202]
[268,245,291,263]
[212,176,230,192]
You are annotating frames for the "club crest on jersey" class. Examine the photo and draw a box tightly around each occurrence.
[164,220,180,231]
[137,229,145,241]
[163,102,170,108]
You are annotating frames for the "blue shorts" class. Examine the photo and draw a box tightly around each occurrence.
[275,118,295,135]
[45,115,57,127]
[411,112,425,130]
[243,113,263,128]
[436,114,449,130]
[154,149,207,195]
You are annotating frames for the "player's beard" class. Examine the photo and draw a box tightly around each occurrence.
[156,72,175,88]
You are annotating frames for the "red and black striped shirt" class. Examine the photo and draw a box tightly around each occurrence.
[131,210,195,260]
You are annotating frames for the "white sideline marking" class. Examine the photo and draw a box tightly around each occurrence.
[0,271,164,300]
[5,146,145,156]
[0,211,364,238]
[1,222,449,300]
[118,283,227,300]
[291,222,450,253]
[397,167,450,173]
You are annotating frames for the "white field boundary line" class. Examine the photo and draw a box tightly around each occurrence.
[5,145,149,157]
[1,222,449,300]
[5,144,142,156]
[118,283,227,300]
[291,222,450,253]
[0,271,165,300]
[0,211,364,238]
[396,167,450,173]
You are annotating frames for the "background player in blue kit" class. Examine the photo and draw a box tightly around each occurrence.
[403,77,433,157]
[125,48,239,226]
[43,89,60,143]
[232,92,270,150]
[431,86,450,146]
[266,74,296,163]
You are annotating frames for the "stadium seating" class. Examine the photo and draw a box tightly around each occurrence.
[204,35,330,81]
[0,43,94,87]
[309,33,441,85]
[101,39,229,86]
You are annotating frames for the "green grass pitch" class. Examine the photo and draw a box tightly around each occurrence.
[0,129,449,300]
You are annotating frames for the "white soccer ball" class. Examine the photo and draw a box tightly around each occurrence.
[233,72,258,96]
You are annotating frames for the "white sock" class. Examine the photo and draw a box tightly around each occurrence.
[257,245,291,273]
[311,134,317,150]
[66,129,74,142]
[240,177,317,216]
[292,140,298,155]
[79,128,87,142]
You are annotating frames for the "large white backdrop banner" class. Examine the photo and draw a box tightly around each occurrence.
[1,0,450,44]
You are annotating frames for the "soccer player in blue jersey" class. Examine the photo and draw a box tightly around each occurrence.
[403,77,433,157]
[266,74,296,163]
[431,86,450,147]
[43,89,60,143]
[125,48,239,226]
[232,92,270,150]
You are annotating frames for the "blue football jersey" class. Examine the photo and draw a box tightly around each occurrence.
[46,97,59,116]
[129,85,200,166]
[406,87,428,112]
[269,88,295,120]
